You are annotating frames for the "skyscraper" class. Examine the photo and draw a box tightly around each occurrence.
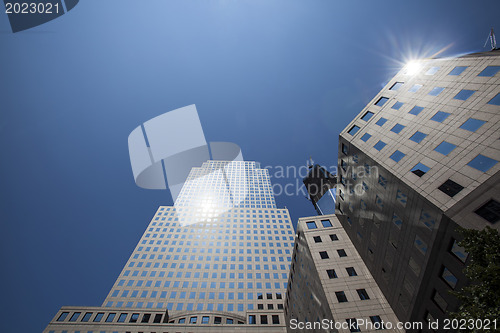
[45,160,294,332]
[336,50,500,327]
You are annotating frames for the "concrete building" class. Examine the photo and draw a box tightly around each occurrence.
[284,214,402,333]
[336,50,500,329]
[45,160,295,332]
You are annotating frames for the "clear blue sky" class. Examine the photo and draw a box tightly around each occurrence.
[0,0,499,331]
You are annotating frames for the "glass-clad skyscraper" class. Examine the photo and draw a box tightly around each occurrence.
[45,160,294,332]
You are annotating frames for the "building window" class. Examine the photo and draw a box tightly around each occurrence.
[214,316,222,324]
[57,312,69,322]
[408,256,421,277]
[361,111,374,121]
[375,117,388,126]
[392,213,403,228]
[390,82,404,90]
[454,89,475,100]
[433,290,448,312]
[93,313,104,322]
[306,221,317,229]
[450,239,468,263]
[357,289,370,300]
[375,97,389,106]
[117,313,127,323]
[321,219,333,228]
[330,234,339,241]
[409,131,427,143]
[319,251,329,259]
[392,101,404,110]
[327,269,338,279]
[346,318,361,332]
[82,312,93,322]
[478,65,500,77]
[420,210,436,230]
[428,87,445,96]
[408,84,422,92]
[441,266,458,289]
[434,141,456,156]
[467,154,498,172]
[337,249,347,257]
[129,313,139,323]
[190,316,197,324]
[414,235,428,255]
[105,313,116,323]
[272,315,280,325]
[474,199,500,224]
[389,150,405,162]
[69,312,81,322]
[335,291,348,303]
[396,189,407,207]
[261,315,268,324]
[425,66,440,75]
[430,111,451,123]
[201,316,209,324]
[409,105,424,115]
[390,123,405,134]
[459,118,486,132]
[340,159,347,171]
[378,175,387,188]
[360,133,372,142]
[342,143,349,155]
[348,125,360,135]
[373,140,387,151]
[313,236,322,243]
[438,179,464,197]
[488,93,500,106]
[411,162,430,177]
[370,315,385,330]
[346,267,357,276]
[448,66,467,75]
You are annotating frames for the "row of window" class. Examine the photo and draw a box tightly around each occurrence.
[145,229,294,238]
[171,315,242,324]
[140,235,294,244]
[384,84,498,104]
[128,255,289,266]
[248,314,280,325]
[57,311,164,324]
[401,64,500,78]
[334,289,370,302]
[104,301,267,312]
[133,248,291,259]
[326,266,358,278]
[113,281,287,294]
[343,150,496,185]
[319,249,347,259]
[111,290,284,300]
[305,219,333,229]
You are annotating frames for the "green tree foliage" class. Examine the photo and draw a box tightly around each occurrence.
[449,227,500,332]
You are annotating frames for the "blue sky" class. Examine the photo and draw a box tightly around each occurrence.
[1,0,499,331]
